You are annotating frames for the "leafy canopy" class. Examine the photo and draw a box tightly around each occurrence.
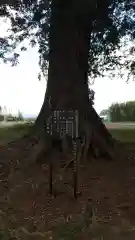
[0,0,135,80]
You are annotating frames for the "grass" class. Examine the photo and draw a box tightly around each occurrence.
[0,123,33,145]
[1,213,135,239]
[109,128,135,142]
[0,232,9,240]
[0,122,135,145]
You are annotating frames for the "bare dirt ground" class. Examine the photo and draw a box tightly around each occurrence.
[1,135,135,239]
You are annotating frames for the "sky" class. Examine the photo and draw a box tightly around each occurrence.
[0,48,46,117]
[0,46,135,118]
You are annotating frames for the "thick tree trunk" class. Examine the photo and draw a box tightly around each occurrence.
[23,1,115,198]
[32,1,115,165]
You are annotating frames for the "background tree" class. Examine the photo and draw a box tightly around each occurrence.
[89,88,95,105]
[100,109,109,117]
[0,0,135,160]
[0,105,4,121]
[17,110,24,121]
[109,101,135,122]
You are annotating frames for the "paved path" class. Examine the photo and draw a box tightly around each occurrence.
[1,121,135,129]
[0,121,28,128]
[105,122,135,129]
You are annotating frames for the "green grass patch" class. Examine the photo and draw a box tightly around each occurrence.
[0,123,33,145]
[53,222,82,240]
[1,219,135,240]
[109,129,135,142]
[0,232,10,240]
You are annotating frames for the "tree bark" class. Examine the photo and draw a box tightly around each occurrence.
[33,1,114,163]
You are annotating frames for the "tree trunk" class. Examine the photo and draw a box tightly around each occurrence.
[32,1,115,164]
[19,1,116,199]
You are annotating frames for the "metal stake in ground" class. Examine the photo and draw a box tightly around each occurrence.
[46,108,81,198]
